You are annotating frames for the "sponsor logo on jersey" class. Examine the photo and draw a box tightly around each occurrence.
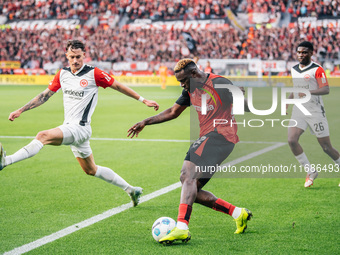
[80,79,88,87]
[193,104,214,112]
[304,74,310,81]
[64,89,84,97]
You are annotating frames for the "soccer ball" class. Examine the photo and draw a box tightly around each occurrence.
[151,217,176,242]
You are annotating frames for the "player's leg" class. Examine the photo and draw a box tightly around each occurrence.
[159,160,195,244]
[288,126,305,156]
[74,146,142,207]
[317,136,340,165]
[195,182,239,218]
[288,125,317,187]
[288,126,314,170]
[176,160,200,229]
[0,127,63,170]
[195,180,252,234]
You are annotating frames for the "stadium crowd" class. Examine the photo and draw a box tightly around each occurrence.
[0,0,241,21]
[240,0,288,14]
[1,0,339,20]
[289,0,340,18]
[122,0,241,20]
[0,0,339,74]
[1,24,339,71]
[0,0,119,20]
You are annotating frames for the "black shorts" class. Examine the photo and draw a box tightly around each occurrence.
[184,131,235,186]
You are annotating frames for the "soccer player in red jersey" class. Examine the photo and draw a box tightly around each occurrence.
[128,59,252,244]
[287,41,340,187]
[0,40,159,206]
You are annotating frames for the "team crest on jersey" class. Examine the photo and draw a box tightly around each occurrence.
[304,74,310,81]
[80,79,88,87]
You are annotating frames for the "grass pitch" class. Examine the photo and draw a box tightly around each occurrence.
[0,85,339,254]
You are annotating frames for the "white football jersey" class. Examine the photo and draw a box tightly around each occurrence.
[291,61,328,113]
[48,64,114,126]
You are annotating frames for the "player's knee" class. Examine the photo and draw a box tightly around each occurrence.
[288,137,298,147]
[179,171,186,183]
[35,131,49,143]
[180,169,192,183]
[321,144,332,154]
[180,173,196,186]
[82,166,96,176]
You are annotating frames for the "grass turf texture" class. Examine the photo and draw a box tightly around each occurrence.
[0,85,339,254]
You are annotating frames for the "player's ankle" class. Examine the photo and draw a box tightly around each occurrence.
[177,221,189,230]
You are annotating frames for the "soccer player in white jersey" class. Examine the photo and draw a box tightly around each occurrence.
[287,41,340,187]
[0,40,159,206]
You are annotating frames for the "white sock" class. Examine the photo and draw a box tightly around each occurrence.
[176,221,189,230]
[295,152,315,174]
[5,139,44,166]
[232,207,242,219]
[95,165,131,191]
[334,157,340,166]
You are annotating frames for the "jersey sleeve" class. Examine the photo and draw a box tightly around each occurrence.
[175,89,191,106]
[94,67,115,88]
[48,69,62,92]
[212,77,233,105]
[315,66,329,88]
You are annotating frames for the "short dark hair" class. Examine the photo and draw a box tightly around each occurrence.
[66,40,85,52]
[297,41,313,52]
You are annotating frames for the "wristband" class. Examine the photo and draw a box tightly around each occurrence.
[138,96,145,102]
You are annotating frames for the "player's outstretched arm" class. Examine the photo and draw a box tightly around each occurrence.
[8,88,55,121]
[110,80,159,111]
[127,103,187,138]
[310,85,329,95]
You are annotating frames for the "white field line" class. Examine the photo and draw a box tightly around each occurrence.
[0,135,284,144]
[222,142,286,167]
[3,182,182,255]
[3,141,286,255]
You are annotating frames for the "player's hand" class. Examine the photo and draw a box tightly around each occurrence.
[239,86,245,95]
[298,92,306,98]
[127,121,146,138]
[8,109,22,121]
[143,99,159,111]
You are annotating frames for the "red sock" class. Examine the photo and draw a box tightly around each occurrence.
[212,198,235,216]
[177,203,192,225]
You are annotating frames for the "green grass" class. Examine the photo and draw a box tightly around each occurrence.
[0,85,339,254]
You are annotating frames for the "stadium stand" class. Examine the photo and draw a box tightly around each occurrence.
[289,0,340,18]
[0,0,339,75]
[240,0,288,14]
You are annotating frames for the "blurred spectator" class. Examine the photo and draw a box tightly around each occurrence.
[240,0,288,14]
[0,0,121,21]
[0,0,242,21]
[290,0,340,18]
[204,60,213,73]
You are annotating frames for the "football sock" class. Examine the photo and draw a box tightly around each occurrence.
[177,221,189,230]
[177,204,192,230]
[295,152,315,174]
[5,139,44,166]
[334,157,340,166]
[95,165,130,191]
[212,198,236,217]
[231,207,242,219]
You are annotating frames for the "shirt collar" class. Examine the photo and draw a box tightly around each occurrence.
[72,64,85,75]
[299,61,313,70]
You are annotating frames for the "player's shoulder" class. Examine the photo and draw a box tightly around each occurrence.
[80,65,95,75]
[181,88,189,96]
[291,62,321,74]
[210,74,233,86]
